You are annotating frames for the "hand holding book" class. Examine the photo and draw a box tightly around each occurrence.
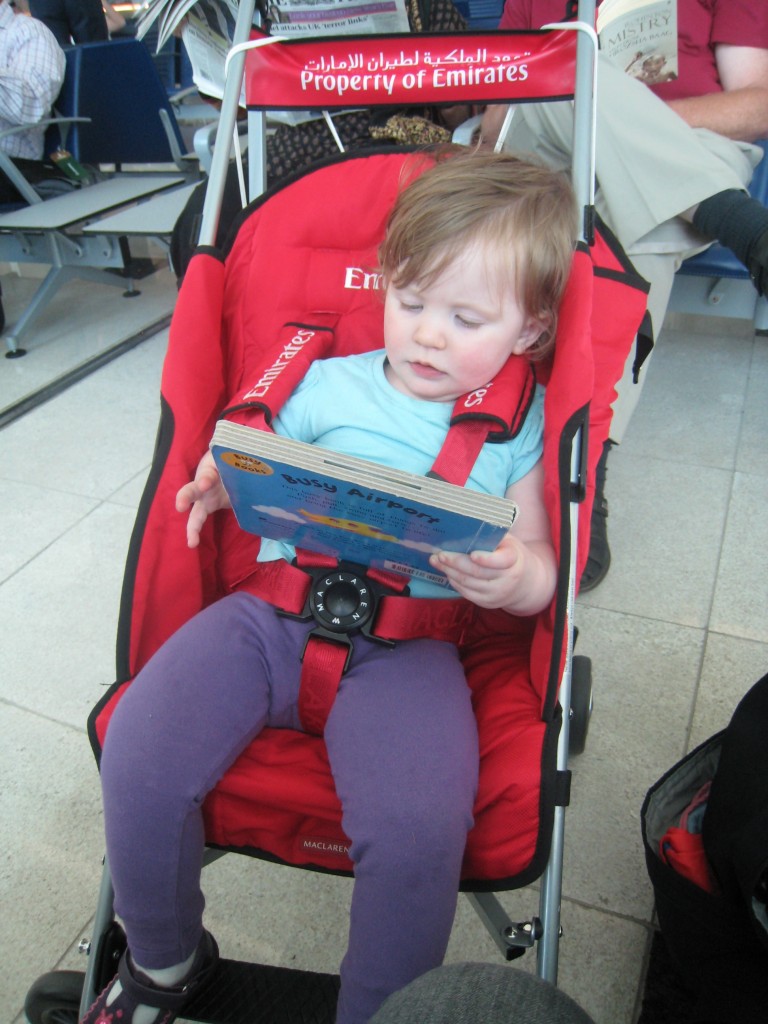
[176,450,232,549]
[432,460,557,617]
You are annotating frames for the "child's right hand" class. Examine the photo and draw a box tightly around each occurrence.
[175,450,231,548]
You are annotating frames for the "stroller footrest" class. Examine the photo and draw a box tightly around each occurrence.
[181,957,340,1023]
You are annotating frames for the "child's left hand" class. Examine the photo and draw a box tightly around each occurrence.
[431,460,557,616]
[430,533,546,615]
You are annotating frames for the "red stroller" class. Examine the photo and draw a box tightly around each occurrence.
[24,5,648,1022]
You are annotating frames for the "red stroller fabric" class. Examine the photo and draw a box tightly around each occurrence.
[89,148,648,888]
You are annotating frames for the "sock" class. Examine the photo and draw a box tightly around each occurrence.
[105,948,197,1024]
[692,189,768,295]
[137,951,197,988]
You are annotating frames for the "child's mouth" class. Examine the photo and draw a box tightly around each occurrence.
[409,362,444,380]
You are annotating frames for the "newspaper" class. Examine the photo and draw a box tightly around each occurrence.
[267,0,409,38]
[182,0,242,101]
[136,0,409,102]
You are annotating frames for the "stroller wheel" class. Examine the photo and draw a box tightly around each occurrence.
[24,970,84,1024]
[568,655,593,757]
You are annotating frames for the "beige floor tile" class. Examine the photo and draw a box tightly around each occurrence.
[621,320,751,470]
[737,337,768,477]
[563,605,702,919]
[1,705,104,1024]
[688,632,768,748]
[709,471,768,642]
[1,259,175,406]
[578,451,731,628]
[2,333,166,498]
[0,502,138,725]
[0,479,99,583]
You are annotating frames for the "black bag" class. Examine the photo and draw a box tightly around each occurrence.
[702,671,768,952]
[641,671,768,1024]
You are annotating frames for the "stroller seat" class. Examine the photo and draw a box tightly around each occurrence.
[88,145,647,894]
[26,10,650,1023]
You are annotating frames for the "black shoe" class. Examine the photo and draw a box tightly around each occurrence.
[580,440,612,593]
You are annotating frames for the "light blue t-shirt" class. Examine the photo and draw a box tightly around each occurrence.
[258,350,544,598]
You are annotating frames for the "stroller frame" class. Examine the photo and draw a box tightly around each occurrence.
[23,4,645,1022]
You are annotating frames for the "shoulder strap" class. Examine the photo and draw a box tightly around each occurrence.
[429,354,537,486]
[221,318,339,428]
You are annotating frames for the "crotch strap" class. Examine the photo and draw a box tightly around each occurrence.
[237,552,482,736]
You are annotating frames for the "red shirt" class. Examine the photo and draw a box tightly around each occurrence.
[498,0,768,100]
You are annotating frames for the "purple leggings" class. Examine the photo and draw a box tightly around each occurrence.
[100,591,479,1024]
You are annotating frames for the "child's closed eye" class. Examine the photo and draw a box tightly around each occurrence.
[455,314,485,329]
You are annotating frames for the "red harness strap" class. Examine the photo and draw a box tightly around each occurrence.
[428,418,491,486]
[237,554,479,639]
[431,356,537,485]
[235,555,481,735]
[298,638,350,737]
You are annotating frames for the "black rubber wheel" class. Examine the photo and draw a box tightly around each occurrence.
[568,655,593,756]
[24,971,84,1024]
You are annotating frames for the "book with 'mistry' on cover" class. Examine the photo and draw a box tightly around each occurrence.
[210,421,518,589]
[596,0,678,85]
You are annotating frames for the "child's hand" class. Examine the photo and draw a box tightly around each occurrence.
[431,533,551,614]
[429,461,557,617]
[175,450,231,548]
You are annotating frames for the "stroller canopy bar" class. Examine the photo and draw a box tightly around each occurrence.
[240,29,578,110]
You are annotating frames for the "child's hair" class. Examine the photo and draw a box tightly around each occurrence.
[378,148,577,358]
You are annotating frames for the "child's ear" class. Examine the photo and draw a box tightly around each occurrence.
[512,314,551,355]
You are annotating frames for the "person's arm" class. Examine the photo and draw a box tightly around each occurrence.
[665,45,768,143]
[0,29,64,128]
[176,450,232,548]
[476,104,510,150]
[102,0,126,35]
[429,459,558,617]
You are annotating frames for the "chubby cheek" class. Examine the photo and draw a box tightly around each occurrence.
[382,299,399,348]
[454,349,502,391]
[382,303,405,356]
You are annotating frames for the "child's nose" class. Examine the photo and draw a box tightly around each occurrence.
[414,315,445,348]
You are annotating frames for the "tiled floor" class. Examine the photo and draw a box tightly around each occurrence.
[2,261,767,1024]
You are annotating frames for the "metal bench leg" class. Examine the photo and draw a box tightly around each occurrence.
[4,265,133,357]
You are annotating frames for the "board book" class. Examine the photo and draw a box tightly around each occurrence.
[211,421,518,588]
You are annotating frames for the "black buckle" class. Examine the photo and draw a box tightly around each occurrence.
[310,567,377,634]
[279,561,398,673]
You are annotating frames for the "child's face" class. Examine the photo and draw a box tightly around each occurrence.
[383,243,545,403]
